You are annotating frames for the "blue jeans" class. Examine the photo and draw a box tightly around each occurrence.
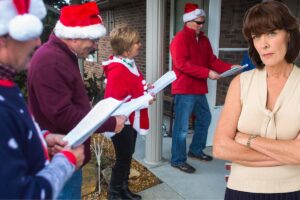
[171,94,211,166]
[57,169,82,199]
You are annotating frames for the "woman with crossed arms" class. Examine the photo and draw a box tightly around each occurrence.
[214,1,300,199]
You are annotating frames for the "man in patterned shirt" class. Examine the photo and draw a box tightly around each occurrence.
[0,0,84,199]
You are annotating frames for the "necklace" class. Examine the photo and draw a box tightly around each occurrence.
[117,56,135,68]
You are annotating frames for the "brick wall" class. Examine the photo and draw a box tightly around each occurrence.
[83,1,147,102]
[89,0,147,77]
[219,0,260,48]
[216,51,246,106]
[216,0,260,106]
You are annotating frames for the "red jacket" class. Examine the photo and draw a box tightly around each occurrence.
[103,56,149,135]
[170,26,232,94]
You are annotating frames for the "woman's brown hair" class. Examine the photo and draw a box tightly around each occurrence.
[110,26,140,56]
[243,1,300,69]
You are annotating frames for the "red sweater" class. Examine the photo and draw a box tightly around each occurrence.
[170,26,232,94]
[28,34,116,165]
[103,56,149,135]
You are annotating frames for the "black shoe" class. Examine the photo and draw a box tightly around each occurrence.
[188,151,213,161]
[171,162,196,173]
[109,168,125,200]
[121,182,142,200]
[108,186,123,200]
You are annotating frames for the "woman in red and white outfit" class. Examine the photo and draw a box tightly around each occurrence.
[103,26,153,200]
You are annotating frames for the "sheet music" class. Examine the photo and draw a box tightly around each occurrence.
[112,94,153,117]
[104,71,177,138]
[220,64,248,78]
[63,96,130,148]
[103,94,153,138]
[147,71,177,94]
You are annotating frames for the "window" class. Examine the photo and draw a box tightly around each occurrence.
[103,9,114,33]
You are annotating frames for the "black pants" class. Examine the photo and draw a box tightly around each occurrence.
[110,125,137,188]
[225,188,300,200]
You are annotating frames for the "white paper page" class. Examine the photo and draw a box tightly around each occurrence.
[104,94,153,138]
[220,64,248,78]
[147,71,177,94]
[112,94,153,117]
[104,71,176,138]
[63,96,129,148]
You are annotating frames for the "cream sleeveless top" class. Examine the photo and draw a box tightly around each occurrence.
[228,65,300,193]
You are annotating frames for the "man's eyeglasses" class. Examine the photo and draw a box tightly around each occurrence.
[193,20,205,25]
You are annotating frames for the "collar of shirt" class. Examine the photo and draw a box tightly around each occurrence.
[184,26,204,40]
[0,64,17,81]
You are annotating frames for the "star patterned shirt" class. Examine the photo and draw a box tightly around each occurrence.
[0,79,52,199]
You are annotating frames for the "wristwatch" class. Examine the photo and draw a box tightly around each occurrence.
[246,135,258,147]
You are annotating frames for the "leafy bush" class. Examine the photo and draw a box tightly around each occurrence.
[14,71,28,100]
[83,72,106,106]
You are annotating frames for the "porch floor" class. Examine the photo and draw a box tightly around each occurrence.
[133,116,227,200]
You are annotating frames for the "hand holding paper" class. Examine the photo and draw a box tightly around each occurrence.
[219,64,248,78]
[63,96,130,148]
[114,115,127,133]
[147,71,177,95]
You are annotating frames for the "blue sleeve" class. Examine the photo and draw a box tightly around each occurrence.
[0,107,52,199]
[241,52,256,72]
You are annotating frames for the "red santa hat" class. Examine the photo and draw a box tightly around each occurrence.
[54,2,106,40]
[0,0,46,41]
[183,3,206,23]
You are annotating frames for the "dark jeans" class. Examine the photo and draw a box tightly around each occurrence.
[110,125,137,187]
[171,94,211,166]
[57,169,82,199]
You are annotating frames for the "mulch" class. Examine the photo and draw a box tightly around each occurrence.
[82,134,161,200]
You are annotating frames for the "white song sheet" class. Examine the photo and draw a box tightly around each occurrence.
[104,71,177,138]
[112,94,154,117]
[63,96,130,148]
[103,94,154,138]
[147,70,177,95]
[219,64,248,78]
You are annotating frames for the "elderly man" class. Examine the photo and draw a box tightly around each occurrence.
[0,0,85,199]
[27,2,126,199]
[170,3,239,173]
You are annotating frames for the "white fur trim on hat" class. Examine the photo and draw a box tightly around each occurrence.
[9,14,43,41]
[29,0,47,19]
[0,0,15,36]
[0,0,46,41]
[183,8,206,23]
[54,21,107,39]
